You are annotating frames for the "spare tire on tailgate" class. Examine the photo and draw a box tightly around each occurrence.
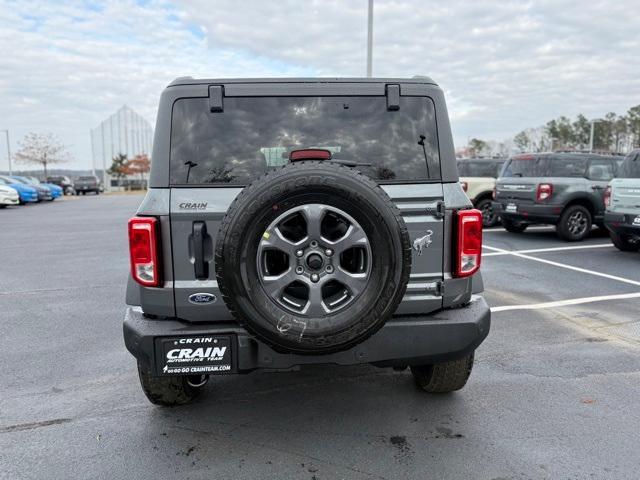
[215,161,411,354]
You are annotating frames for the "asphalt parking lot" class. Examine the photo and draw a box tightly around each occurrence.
[1,195,639,480]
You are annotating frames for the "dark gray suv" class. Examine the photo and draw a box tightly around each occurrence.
[494,153,619,241]
[123,77,490,405]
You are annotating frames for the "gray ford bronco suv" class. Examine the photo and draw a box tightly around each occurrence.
[494,152,619,241]
[124,77,490,405]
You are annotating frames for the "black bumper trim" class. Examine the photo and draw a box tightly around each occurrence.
[604,212,640,237]
[492,201,560,224]
[124,296,491,374]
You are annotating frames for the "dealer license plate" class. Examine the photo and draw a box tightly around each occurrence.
[158,335,233,375]
[505,203,517,213]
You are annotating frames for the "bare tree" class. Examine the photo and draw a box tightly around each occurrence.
[14,132,70,178]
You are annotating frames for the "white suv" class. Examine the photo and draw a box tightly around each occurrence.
[458,158,505,227]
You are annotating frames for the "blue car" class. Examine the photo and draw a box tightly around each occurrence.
[0,175,38,204]
[25,176,63,199]
[9,175,53,201]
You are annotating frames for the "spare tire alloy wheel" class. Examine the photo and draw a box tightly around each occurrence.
[215,161,411,355]
[257,204,371,317]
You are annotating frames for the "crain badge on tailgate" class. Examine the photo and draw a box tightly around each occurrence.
[188,293,217,305]
[412,230,433,256]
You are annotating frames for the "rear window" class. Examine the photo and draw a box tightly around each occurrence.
[619,152,640,178]
[502,155,588,178]
[169,96,441,185]
[458,160,503,177]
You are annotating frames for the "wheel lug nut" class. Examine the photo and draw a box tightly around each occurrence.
[310,273,319,283]
[295,249,304,257]
[310,240,318,248]
[326,265,334,273]
[325,248,333,257]
[296,266,304,275]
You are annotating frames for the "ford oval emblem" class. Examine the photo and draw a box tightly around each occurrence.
[188,293,217,305]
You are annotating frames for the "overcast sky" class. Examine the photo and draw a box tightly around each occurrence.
[1,0,639,171]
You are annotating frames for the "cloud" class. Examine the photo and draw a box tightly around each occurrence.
[180,0,640,145]
[0,0,314,170]
[1,0,639,171]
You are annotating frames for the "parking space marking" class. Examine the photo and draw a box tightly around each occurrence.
[491,292,640,312]
[483,243,613,257]
[484,226,555,233]
[483,244,640,287]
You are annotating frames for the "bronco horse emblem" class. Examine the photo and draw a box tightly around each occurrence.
[412,230,433,256]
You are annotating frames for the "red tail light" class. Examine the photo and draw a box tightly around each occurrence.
[536,183,553,202]
[460,181,468,192]
[128,217,160,287]
[454,209,483,278]
[604,185,612,208]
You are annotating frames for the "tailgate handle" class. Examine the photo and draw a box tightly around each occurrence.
[192,222,209,280]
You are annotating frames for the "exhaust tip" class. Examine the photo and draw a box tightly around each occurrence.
[186,374,209,388]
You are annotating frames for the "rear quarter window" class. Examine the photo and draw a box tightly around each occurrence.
[619,153,640,178]
[502,155,588,178]
[169,95,441,185]
[458,160,503,177]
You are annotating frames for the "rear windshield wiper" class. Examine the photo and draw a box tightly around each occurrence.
[329,159,372,167]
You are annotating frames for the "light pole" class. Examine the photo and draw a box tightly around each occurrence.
[1,130,11,174]
[589,119,603,153]
[366,0,373,77]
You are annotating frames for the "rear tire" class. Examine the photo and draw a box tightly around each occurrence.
[411,353,474,393]
[609,230,639,252]
[137,363,205,406]
[557,205,591,241]
[501,217,528,233]
[476,198,499,228]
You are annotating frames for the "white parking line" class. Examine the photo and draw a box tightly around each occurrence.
[491,292,640,312]
[484,243,614,257]
[483,244,640,287]
[484,226,555,232]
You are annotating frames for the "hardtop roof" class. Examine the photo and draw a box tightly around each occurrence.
[168,76,437,87]
[512,152,621,160]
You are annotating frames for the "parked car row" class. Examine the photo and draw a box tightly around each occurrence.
[46,175,103,195]
[0,174,63,206]
[471,150,639,251]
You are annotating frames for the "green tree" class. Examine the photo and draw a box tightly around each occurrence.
[108,153,128,188]
[612,115,628,153]
[514,131,530,152]
[468,138,488,157]
[572,114,590,149]
[627,105,640,147]
[545,119,559,149]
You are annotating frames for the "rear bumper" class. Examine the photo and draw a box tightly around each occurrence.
[492,201,560,224]
[124,295,491,375]
[605,212,640,237]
